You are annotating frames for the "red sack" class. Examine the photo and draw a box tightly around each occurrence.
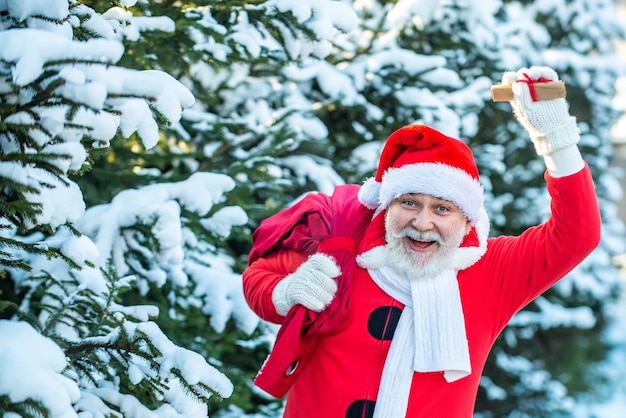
[248,184,372,398]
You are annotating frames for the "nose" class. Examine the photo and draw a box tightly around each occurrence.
[411,210,434,231]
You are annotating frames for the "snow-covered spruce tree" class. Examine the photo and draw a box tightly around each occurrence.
[0,1,238,416]
[76,0,625,416]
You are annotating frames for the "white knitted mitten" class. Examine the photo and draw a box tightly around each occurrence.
[272,253,341,316]
[501,66,580,156]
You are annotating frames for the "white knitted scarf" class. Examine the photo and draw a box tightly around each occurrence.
[369,265,471,418]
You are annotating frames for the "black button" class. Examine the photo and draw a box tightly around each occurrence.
[367,306,402,340]
[346,399,376,418]
[285,359,299,376]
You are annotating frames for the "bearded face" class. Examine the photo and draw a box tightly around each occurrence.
[384,193,470,280]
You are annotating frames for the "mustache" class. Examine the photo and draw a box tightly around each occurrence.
[391,228,446,246]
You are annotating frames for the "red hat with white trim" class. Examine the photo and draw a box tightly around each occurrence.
[358,124,484,225]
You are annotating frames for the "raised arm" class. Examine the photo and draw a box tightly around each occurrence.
[474,66,601,316]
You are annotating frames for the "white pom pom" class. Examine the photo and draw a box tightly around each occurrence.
[358,178,381,210]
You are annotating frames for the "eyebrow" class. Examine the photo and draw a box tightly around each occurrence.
[403,193,451,203]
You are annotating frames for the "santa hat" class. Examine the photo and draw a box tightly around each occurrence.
[358,124,484,225]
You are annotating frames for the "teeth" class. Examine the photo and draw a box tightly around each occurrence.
[409,237,432,244]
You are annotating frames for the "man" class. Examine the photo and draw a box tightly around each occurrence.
[242,67,601,417]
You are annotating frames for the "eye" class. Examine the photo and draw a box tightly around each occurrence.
[401,199,416,207]
[435,204,451,213]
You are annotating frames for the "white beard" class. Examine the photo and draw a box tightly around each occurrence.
[383,219,467,281]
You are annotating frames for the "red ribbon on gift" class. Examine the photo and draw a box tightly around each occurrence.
[516,73,553,102]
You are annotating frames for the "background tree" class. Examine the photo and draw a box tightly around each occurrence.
[1,0,625,417]
[0,0,237,416]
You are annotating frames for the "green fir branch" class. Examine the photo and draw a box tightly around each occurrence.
[171,367,223,404]
[0,395,49,418]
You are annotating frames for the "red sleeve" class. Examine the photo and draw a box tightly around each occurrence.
[465,165,601,325]
[242,249,308,324]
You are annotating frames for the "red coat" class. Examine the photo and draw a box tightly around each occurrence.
[243,167,601,418]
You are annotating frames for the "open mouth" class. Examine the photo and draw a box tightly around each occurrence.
[406,236,437,251]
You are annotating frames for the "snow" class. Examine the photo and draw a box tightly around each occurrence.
[0,321,80,418]
[509,296,596,330]
[0,30,124,85]
[280,155,346,194]
[1,0,626,417]
[613,76,626,143]
[4,0,68,21]
[200,206,249,238]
